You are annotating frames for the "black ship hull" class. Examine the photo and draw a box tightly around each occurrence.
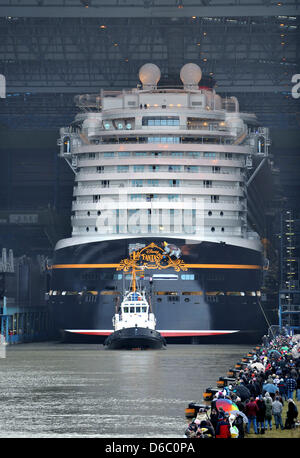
[48,237,278,344]
[103,327,166,350]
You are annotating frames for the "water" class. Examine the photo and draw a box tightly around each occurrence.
[0,342,251,438]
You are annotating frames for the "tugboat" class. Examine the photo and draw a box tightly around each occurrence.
[104,266,166,350]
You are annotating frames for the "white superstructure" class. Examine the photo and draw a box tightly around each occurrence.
[113,290,156,332]
[57,63,270,252]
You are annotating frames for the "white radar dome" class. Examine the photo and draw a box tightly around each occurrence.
[139,63,161,87]
[180,63,202,87]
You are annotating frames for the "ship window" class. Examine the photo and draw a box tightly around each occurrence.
[171,152,183,157]
[211,195,219,202]
[130,307,135,313]
[221,227,225,232]
[148,179,159,187]
[182,291,203,295]
[211,227,215,232]
[168,195,179,201]
[188,166,199,172]
[86,227,89,232]
[123,307,128,313]
[220,211,224,216]
[142,116,179,126]
[132,180,143,187]
[168,296,180,302]
[208,211,212,216]
[136,307,141,313]
[204,180,212,188]
[204,152,216,157]
[169,165,181,172]
[181,274,195,280]
[134,165,144,172]
[118,151,130,157]
[118,165,129,172]
[142,307,147,312]
[104,152,114,157]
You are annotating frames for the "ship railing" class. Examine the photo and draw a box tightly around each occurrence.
[77,169,242,176]
[75,183,241,192]
[74,136,237,146]
[72,227,244,237]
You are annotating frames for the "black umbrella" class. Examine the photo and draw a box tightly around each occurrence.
[268,349,281,359]
[232,385,251,401]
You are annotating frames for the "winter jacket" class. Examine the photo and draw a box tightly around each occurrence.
[245,401,259,418]
[215,419,231,439]
[272,400,283,415]
[265,397,273,419]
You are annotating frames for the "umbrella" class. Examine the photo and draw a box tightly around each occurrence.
[229,410,248,424]
[291,334,300,343]
[215,398,238,413]
[250,362,265,371]
[268,349,281,359]
[232,385,251,401]
[262,383,277,394]
[292,344,300,359]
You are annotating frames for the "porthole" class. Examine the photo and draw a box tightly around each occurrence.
[221,227,225,232]
[184,298,190,302]
[87,211,90,216]
[208,211,212,216]
[86,227,89,232]
[97,210,101,216]
[211,227,215,232]
[95,227,98,231]
[220,211,223,216]
[157,298,162,302]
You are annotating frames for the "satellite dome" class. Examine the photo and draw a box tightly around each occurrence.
[180,63,202,87]
[139,63,161,87]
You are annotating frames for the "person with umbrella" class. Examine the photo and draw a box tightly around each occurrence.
[230,411,248,439]
[262,378,278,400]
[232,384,251,402]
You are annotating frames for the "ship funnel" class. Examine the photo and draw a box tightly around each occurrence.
[180,63,202,89]
[139,63,161,89]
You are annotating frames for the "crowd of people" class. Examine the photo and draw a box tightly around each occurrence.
[185,332,300,439]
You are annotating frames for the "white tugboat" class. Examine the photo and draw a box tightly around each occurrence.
[104,265,166,349]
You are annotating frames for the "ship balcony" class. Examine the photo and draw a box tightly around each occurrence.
[72,201,245,212]
[77,156,245,169]
[71,225,244,238]
[76,171,244,183]
[76,143,250,156]
[73,184,244,197]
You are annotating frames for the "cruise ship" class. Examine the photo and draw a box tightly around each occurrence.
[48,62,274,344]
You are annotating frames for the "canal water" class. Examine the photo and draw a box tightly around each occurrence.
[0,342,251,438]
